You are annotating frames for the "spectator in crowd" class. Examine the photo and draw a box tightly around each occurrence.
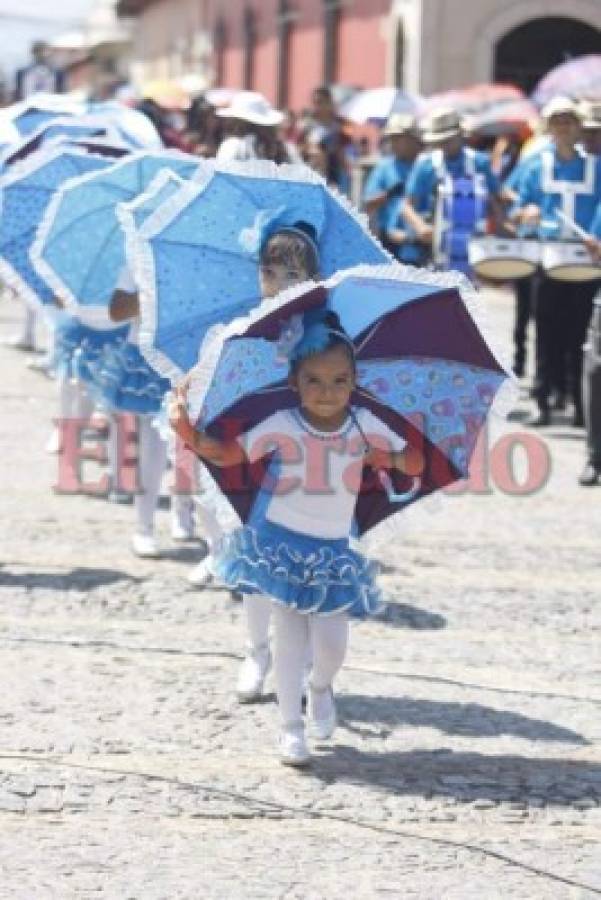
[186,95,224,157]
[14,40,65,100]
[215,91,296,164]
[299,85,352,193]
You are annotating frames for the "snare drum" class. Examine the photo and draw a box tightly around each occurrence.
[541,241,601,283]
[468,236,540,281]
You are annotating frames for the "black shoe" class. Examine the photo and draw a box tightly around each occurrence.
[578,462,600,486]
[552,391,566,411]
[526,409,550,428]
[572,409,585,429]
[513,359,525,378]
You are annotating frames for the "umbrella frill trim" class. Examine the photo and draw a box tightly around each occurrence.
[187,261,517,424]
[117,164,203,382]
[0,115,125,168]
[29,149,194,325]
[123,157,392,382]
[211,522,384,619]
[1,144,113,313]
[186,262,518,562]
[0,255,49,313]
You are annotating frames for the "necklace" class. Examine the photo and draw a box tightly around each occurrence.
[292,407,355,442]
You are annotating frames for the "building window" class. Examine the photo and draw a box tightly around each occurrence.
[243,6,256,91]
[277,0,293,108]
[214,17,226,85]
[322,0,341,84]
[394,20,405,88]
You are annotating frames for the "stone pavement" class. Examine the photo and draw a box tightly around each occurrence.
[0,287,600,899]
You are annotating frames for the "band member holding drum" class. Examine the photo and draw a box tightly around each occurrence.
[363,113,422,261]
[511,97,601,428]
[402,108,504,276]
[580,204,601,485]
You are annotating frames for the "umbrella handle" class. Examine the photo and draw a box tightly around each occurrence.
[378,470,421,504]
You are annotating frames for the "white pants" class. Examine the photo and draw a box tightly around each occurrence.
[272,605,348,727]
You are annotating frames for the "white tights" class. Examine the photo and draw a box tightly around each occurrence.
[108,414,190,536]
[273,605,348,727]
[59,376,95,422]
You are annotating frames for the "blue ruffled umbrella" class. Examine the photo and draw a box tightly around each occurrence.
[0,116,132,169]
[0,144,126,310]
[0,93,85,139]
[125,159,391,380]
[30,150,199,319]
[187,264,513,540]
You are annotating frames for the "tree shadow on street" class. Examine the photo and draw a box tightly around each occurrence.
[0,567,143,591]
[312,745,601,806]
[337,693,588,745]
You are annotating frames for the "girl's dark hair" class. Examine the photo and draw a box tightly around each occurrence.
[260,220,320,277]
[290,309,355,373]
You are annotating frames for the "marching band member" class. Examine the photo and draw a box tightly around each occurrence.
[362,113,422,261]
[511,97,601,428]
[402,108,504,276]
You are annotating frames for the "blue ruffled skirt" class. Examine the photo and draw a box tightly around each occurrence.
[87,341,171,415]
[51,315,129,384]
[212,519,383,618]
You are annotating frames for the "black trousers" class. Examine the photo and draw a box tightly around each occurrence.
[512,274,536,374]
[583,294,601,465]
[533,277,597,413]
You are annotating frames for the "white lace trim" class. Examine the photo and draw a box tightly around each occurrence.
[0,144,112,312]
[29,149,195,323]
[183,262,517,558]
[187,261,515,421]
[126,157,392,383]
[116,166,199,383]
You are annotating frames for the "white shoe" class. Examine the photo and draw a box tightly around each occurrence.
[131,532,161,558]
[171,521,196,541]
[279,723,310,767]
[236,643,271,703]
[187,556,214,587]
[308,685,337,741]
[3,335,36,351]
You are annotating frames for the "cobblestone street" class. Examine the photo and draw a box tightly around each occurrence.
[1,286,600,899]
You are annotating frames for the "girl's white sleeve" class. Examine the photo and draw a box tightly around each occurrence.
[236,411,289,464]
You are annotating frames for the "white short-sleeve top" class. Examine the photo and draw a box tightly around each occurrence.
[239,407,406,539]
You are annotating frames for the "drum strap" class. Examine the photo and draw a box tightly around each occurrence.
[432,149,488,266]
[541,149,596,238]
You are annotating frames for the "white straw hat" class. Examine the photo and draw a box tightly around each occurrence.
[216,91,284,126]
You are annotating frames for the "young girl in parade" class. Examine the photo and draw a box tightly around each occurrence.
[170,306,424,766]
[106,266,196,557]
[191,222,322,703]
